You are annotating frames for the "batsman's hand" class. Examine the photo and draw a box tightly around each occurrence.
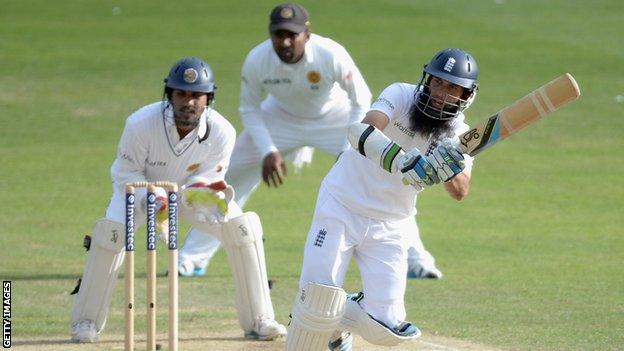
[397,148,440,191]
[262,151,287,188]
[428,137,466,182]
[182,177,234,225]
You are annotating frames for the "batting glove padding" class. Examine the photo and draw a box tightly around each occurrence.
[427,138,466,182]
[397,148,440,190]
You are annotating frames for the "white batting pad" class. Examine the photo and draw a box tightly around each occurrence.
[71,218,125,332]
[221,212,274,333]
[286,283,347,351]
[339,296,420,346]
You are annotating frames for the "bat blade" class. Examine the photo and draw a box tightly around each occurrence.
[459,73,581,156]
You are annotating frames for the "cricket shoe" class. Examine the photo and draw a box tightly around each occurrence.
[407,263,443,279]
[328,330,352,351]
[178,260,207,277]
[394,321,422,338]
[245,315,287,341]
[71,319,97,343]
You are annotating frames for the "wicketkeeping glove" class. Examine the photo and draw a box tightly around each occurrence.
[182,178,235,225]
[140,187,170,241]
[427,137,466,182]
[397,148,440,191]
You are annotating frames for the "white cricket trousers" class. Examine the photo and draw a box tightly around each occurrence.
[299,185,413,328]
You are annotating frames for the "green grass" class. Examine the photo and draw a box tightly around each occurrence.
[1,0,623,350]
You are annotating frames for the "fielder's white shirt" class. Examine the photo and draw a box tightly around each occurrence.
[323,83,474,221]
[239,33,371,156]
[110,101,236,193]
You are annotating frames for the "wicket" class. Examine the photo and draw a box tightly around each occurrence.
[125,181,179,351]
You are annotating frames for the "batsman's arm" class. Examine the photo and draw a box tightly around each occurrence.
[347,111,406,173]
[444,169,471,200]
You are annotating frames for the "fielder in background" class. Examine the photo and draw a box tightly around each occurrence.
[177,2,442,281]
[70,57,286,343]
[287,48,479,350]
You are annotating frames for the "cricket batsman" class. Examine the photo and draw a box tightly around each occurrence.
[70,57,286,343]
[287,48,479,350]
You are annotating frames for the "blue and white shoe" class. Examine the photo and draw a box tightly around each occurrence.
[178,260,207,277]
[328,331,352,351]
[192,266,206,276]
[393,321,421,338]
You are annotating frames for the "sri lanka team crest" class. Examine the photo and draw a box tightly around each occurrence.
[183,68,198,83]
[307,71,321,84]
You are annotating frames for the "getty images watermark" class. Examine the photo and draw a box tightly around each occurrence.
[3,281,10,348]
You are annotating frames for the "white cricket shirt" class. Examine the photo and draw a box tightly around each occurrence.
[110,101,236,193]
[323,83,474,221]
[239,33,371,157]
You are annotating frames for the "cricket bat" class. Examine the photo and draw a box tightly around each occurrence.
[459,73,581,156]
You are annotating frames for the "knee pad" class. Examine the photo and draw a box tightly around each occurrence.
[220,212,274,333]
[286,282,346,351]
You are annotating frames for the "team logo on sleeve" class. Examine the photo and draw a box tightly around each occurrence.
[183,68,199,83]
[186,163,200,172]
[307,71,321,84]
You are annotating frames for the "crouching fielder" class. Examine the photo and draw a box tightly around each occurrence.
[287,48,478,350]
[70,57,285,343]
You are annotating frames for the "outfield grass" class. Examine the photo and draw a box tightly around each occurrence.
[1,0,623,350]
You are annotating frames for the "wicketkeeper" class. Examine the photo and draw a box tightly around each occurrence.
[70,57,286,343]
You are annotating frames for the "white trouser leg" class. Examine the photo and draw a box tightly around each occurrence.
[178,229,221,270]
[406,218,437,271]
[298,186,355,290]
[355,216,410,328]
[226,130,265,208]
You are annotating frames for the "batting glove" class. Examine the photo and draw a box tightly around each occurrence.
[427,137,466,182]
[397,148,440,190]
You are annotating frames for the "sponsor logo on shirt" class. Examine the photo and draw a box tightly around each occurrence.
[147,160,167,167]
[262,78,292,85]
[375,97,395,110]
[393,121,415,138]
[119,152,134,163]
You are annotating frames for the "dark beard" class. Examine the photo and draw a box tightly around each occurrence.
[408,103,454,140]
